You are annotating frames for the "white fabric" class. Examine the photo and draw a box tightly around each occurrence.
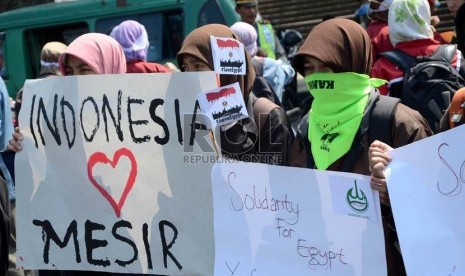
[40,60,60,67]
[388,0,433,46]
[230,22,258,57]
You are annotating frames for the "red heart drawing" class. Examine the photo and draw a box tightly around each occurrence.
[87,148,137,217]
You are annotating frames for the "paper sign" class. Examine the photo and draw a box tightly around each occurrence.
[210,36,246,75]
[16,72,219,275]
[211,160,386,276]
[386,125,465,276]
[196,82,248,128]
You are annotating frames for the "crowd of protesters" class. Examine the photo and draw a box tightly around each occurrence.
[1,0,465,275]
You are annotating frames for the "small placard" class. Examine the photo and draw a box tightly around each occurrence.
[210,36,246,75]
[196,82,248,128]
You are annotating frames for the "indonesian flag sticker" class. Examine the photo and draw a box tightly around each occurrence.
[210,36,246,75]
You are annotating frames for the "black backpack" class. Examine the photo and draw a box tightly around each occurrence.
[380,44,465,133]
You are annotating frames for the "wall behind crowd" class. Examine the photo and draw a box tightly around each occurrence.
[258,0,455,38]
[0,0,457,38]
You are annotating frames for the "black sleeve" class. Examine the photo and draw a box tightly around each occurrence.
[0,151,14,184]
[0,157,10,275]
[256,107,293,166]
[252,76,283,108]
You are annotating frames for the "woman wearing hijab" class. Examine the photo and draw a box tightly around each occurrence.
[230,21,295,105]
[59,33,126,75]
[176,23,292,166]
[370,0,462,96]
[14,41,68,126]
[38,41,68,78]
[7,33,124,276]
[8,33,126,152]
[110,20,171,73]
[290,18,432,275]
[367,0,445,63]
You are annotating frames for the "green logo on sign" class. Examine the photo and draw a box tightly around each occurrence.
[346,180,368,213]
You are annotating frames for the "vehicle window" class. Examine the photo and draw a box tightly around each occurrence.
[198,0,227,27]
[97,13,162,61]
[141,13,164,62]
[26,23,89,77]
[96,10,183,62]
[165,12,183,59]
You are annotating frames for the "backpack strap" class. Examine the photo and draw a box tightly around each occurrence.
[252,96,280,133]
[430,44,457,63]
[296,113,315,169]
[380,44,458,70]
[369,95,400,145]
[340,93,399,171]
[379,49,418,72]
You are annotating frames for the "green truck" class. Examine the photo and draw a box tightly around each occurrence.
[0,0,239,97]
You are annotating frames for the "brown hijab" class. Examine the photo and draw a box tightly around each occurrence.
[176,23,256,101]
[292,18,373,76]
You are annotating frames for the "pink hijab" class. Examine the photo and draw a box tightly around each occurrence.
[59,33,126,75]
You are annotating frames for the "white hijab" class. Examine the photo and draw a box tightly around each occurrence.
[230,22,258,57]
[388,0,433,46]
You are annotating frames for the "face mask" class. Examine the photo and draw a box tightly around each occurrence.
[304,72,386,169]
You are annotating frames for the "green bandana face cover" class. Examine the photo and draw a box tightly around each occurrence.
[305,72,387,170]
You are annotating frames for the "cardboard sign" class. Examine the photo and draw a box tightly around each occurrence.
[386,125,465,276]
[211,161,386,276]
[16,72,219,275]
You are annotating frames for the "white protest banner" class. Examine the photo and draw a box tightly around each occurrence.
[196,82,248,128]
[386,125,465,276]
[16,72,219,275]
[211,161,386,276]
